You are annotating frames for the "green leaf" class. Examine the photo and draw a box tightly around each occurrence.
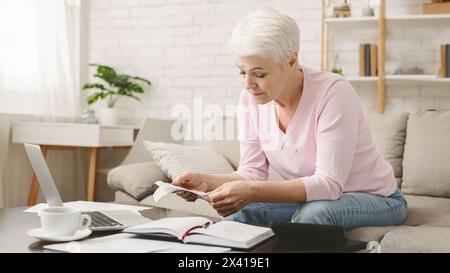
[92,65,118,86]
[82,83,107,91]
[87,92,108,105]
[130,76,151,86]
[83,63,151,106]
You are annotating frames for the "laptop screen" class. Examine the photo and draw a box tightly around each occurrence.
[24,143,64,207]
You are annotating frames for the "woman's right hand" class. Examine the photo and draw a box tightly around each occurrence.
[172,172,209,202]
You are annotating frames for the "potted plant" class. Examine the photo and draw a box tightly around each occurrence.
[83,64,151,125]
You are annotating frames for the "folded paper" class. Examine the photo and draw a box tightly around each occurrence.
[153,181,206,202]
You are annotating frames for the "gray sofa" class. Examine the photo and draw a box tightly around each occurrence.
[108,111,450,252]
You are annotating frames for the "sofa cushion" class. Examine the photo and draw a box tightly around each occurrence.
[402,194,450,227]
[401,111,450,197]
[208,139,283,181]
[368,112,409,180]
[380,226,450,253]
[345,226,398,243]
[347,194,450,243]
[208,139,240,170]
[207,116,284,181]
[206,116,241,169]
[144,141,235,180]
[107,162,168,200]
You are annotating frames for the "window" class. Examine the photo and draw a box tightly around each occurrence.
[0,0,80,116]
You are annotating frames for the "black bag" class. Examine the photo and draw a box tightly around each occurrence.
[270,223,348,252]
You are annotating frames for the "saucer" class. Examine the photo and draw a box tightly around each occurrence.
[28,228,92,242]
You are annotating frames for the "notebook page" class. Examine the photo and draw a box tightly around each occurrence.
[188,220,274,246]
[123,216,212,239]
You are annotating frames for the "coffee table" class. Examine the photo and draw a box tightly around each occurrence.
[0,204,367,253]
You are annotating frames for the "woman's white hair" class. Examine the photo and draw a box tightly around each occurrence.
[228,8,300,64]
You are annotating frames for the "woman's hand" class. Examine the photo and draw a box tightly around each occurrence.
[172,172,209,202]
[204,180,255,217]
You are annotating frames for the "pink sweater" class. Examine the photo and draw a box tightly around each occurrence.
[236,66,397,202]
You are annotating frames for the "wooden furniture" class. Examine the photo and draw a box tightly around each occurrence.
[11,122,136,205]
[321,0,450,114]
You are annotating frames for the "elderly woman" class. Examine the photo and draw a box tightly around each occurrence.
[172,8,407,230]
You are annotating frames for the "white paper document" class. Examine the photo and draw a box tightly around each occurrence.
[24,201,152,214]
[44,233,230,253]
[153,181,206,202]
[44,233,180,253]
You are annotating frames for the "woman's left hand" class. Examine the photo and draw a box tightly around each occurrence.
[204,180,255,217]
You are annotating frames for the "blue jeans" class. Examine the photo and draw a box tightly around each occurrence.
[224,188,408,230]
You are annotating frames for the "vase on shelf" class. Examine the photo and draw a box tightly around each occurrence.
[370,0,380,17]
[81,109,97,124]
[362,0,375,17]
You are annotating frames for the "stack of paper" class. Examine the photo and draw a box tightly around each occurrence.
[44,233,230,253]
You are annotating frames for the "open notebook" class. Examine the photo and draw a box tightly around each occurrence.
[122,216,275,249]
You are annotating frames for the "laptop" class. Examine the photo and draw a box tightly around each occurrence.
[24,143,152,231]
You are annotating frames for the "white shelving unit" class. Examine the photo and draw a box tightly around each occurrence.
[347,76,378,83]
[324,17,378,29]
[322,1,450,113]
[325,14,450,29]
[387,14,450,27]
[347,75,450,86]
[386,75,450,85]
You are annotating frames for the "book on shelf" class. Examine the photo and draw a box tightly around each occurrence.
[370,44,378,77]
[359,44,365,77]
[445,44,450,78]
[365,44,371,77]
[359,43,378,77]
[123,216,275,249]
[441,44,449,78]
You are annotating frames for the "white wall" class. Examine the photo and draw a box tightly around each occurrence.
[87,0,450,122]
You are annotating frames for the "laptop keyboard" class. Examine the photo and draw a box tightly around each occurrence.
[83,211,124,228]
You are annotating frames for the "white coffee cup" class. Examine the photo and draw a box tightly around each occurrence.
[39,207,91,236]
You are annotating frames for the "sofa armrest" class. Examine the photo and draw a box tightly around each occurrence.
[107,162,169,200]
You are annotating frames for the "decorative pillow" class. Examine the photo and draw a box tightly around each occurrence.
[368,112,409,180]
[107,162,168,200]
[143,141,235,180]
[401,111,450,198]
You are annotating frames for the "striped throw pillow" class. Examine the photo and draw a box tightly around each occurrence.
[143,141,235,180]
